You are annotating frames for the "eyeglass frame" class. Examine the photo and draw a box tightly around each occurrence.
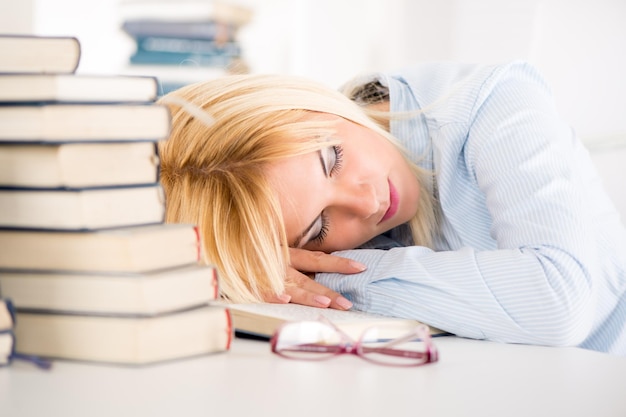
[270,315,439,367]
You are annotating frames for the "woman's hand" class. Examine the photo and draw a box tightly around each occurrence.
[267,248,366,310]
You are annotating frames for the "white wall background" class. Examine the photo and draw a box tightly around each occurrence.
[239,0,626,145]
[1,0,625,145]
[1,0,625,217]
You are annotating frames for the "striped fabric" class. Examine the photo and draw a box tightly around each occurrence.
[316,61,626,355]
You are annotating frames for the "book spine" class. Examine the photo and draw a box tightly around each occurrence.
[130,50,235,67]
[0,299,15,367]
[122,19,237,42]
[1,298,16,329]
[135,36,241,56]
[0,333,15,367]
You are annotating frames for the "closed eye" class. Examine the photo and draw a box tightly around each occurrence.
[310,212,329,246]
[329,145,344,176]
[296,145,345,248]
[309,145,343,246]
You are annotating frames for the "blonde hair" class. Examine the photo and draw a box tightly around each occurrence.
[158,74,437,303]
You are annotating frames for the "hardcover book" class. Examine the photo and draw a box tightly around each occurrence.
[129,49,235,67]
[135,36,241,56]
[119,63,228,95]
[0,264,219,315]
[0,184,165,230]
[0,104,171,142]
[0,34,80,74]
[0,74,159,103]
[0,299,15,366]
[14,305,232,365]
[118,0,254,27]
[0,142,159,188]
[0,223,201,273]
[122,18,237,41]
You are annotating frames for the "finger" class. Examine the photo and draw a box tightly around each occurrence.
[263,291,292,304]
[285,269,353,310]
[289,248,367,274]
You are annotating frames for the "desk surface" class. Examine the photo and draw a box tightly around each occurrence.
[1,336,626,417]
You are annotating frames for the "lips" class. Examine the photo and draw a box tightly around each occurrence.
[380,179,399,223]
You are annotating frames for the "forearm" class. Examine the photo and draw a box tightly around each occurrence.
[316,245,596,346]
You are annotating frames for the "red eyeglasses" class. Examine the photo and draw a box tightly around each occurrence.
[271,315,439,367]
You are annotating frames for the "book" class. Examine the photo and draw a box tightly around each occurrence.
[119,64,229,96]
[14,304,232,365]
[0,33,227,369]
[129,49,236,68]
[0,34,80,74]
[120,62,227,82]
[0,74,159,103]
[0,142,159,188]
[119,0,254,27]
[226,303,446,341]
[0,300,15,332]
[122,18,238,42]
[0,184,165,230]
[135,36,242,56]
[0,223,200,273]
[0,104,171,142]
[0,264,219,315]
[0,299,15,366]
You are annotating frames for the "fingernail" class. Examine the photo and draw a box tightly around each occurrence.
[350,260,367,272]
[313,295,331,306]
[336,296,353,310]
[278,293,291,303]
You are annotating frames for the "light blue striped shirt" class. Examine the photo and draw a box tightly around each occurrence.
[316,61,626,355]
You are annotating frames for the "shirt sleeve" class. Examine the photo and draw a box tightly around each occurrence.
[315,63,600,347]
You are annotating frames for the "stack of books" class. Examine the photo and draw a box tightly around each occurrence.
[0,34,232,366]
[118,0,253,95]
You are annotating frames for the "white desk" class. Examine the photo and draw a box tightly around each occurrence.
[1,336,625,417]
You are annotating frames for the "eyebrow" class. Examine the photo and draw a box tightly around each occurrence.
[290,150,326,248]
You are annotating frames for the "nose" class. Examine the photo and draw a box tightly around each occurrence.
[335,182,380,220]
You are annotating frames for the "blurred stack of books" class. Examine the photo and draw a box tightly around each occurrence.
[0,34,232,366]
[119,0,253,95]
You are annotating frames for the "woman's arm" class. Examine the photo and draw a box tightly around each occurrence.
[266,248,364,310]
[317,63,602,346]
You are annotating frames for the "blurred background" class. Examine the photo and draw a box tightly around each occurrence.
[2,0,625,209]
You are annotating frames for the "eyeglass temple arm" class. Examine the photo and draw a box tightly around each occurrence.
[316,315,356,343]
[359,327,433,359]
[359,345,428,359]
[278,344,345,354]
